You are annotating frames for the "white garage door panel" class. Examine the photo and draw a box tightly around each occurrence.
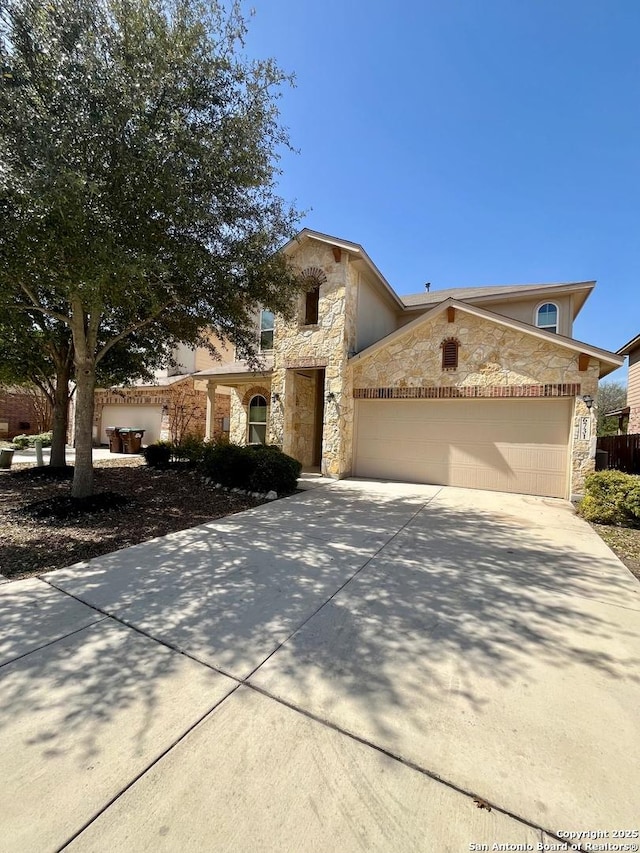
[100,405,163,445]
[354,399,571,498]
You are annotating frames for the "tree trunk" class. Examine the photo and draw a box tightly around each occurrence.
[49,362,71,468]
[72,360,96,498]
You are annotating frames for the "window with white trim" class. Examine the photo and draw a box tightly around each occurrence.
[248,395,267,444]
[260,310,275,351]
[536,303,558,333]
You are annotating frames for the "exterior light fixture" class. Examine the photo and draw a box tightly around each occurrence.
[271,392,280,404]
[582,394,594,410]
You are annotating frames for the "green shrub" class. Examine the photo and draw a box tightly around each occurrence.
[142,441,172,468]
[247,445,301,494]
[12,431,53,449]
[577,470,640,525]
[201,441,254,488]
[173,433,207,465]
[200,442,301,494]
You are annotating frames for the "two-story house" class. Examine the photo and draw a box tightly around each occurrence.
[611,333,640,435]
[192,229,623,500]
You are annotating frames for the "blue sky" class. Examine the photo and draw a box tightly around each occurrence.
[244,0,639,384]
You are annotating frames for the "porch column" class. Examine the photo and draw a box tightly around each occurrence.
[205,382,217,440]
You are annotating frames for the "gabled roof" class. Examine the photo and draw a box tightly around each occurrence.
[281,229,405,310]
[402,281,595,319]
[351,298,624,378]
[617,332,640,356]
[283,229,596,320]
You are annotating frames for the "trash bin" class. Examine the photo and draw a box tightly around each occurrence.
[120,428,145,454]
[105,427,123,454]
[0,448,14,469]
[595,449,608,471]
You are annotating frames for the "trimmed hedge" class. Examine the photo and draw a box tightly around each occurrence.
[142,441,172,468]
[577,470,640,525]
[12,431,53,449]
[172,433,207,465]
[201,442,301,495]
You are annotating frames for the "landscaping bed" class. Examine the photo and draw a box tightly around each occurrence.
[0,457,263,580]
[591,523,640,582]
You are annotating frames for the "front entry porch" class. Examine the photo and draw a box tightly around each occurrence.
[283,368,326,468]
[198,363,350,478]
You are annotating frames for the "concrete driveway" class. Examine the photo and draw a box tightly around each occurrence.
[2,480,639,852]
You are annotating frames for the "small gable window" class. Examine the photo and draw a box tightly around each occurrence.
[304,285,320,325]
[441,338,459,370]
[248,395,268,444]
[536,303,558,334]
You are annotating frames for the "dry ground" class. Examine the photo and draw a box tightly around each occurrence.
[591,522,640,581]
[0,457,262,580]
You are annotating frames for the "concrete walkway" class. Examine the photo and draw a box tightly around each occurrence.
[1,481,639,852]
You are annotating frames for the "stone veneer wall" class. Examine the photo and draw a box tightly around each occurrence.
[229,384,271,445]
[289,371,318,466]
[351,310,599,497]
[267,241,357,477]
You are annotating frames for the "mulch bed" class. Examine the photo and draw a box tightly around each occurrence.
[0,457,263,580]
[591,522,640,582]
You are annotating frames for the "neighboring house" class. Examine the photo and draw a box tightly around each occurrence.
[190,228,623,499]
[93,338,233,445]
[611,333,640,435]
[0,385,51,439]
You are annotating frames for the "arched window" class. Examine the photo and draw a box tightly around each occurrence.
[536,303,558,334]
[248,395,267,444]
[441,338,459,370]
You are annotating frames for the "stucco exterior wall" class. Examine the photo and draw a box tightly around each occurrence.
[351,310,599,496]
[355,273,397,352]
[486,294,573,337]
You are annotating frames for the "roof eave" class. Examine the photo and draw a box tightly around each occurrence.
[617,333,640,355]
[282,228,405,311]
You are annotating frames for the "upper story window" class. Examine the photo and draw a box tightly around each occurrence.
[304,285,320,325]
[299,267,326,327]
[536,303,558,334]
[441,338,459,370]
[248,395,267,444]
[260,310,275,351]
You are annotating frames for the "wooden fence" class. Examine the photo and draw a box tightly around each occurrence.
[596,433,640,473]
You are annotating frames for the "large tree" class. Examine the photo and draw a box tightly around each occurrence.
[0,310,73,466]
[0,0,299,497]
[597,379,628,437]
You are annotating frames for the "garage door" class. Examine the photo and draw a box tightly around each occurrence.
[353,398,572,498]
[100,405,163,446]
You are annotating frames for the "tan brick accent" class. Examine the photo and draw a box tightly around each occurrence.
[241,385,271,406]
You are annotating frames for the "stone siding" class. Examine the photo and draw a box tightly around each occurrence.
[229,384,270,446]
[268,241,357,476]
